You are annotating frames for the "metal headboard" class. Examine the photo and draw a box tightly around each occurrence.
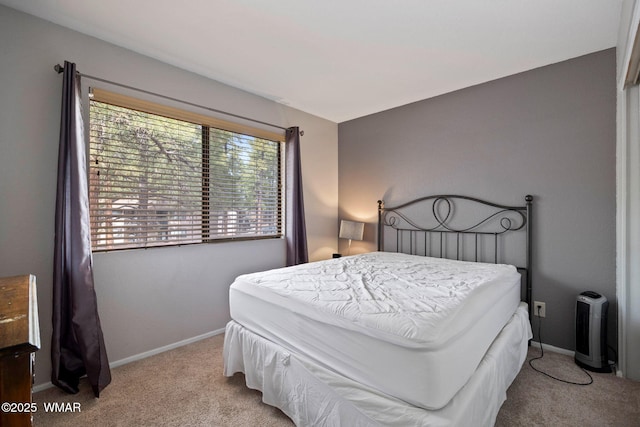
[377,195,533,319]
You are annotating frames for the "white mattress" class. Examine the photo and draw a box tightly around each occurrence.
[229,252,521,409]
[223,303,533,427]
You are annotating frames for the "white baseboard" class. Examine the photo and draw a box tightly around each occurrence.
[33,382,53,393]
[33,327,226,393]
[530,340,574,357]
[108,327,225,369]
[530,341,622,376]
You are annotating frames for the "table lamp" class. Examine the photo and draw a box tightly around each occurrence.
[339,220,365,256]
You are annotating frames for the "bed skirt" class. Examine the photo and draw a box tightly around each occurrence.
[223,303,532,426]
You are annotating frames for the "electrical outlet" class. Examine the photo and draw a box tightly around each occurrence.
[534,301,546,318]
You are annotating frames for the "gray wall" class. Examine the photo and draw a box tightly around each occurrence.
[0,5,338,388]
[338,49,616,351]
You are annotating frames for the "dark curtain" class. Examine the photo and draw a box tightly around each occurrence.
[52,61,111,397]
[285,127,308,266]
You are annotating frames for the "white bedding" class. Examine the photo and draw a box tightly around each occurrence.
[223,303,533,427]
[229,252,521,409]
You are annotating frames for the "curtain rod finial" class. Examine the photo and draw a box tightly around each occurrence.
[54,64,64,74]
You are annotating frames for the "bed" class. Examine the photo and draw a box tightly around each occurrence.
[223,194,534,426]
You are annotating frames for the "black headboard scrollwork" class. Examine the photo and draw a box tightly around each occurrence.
[377,195,533,318]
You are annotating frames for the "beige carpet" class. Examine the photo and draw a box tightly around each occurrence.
[496,347,640,427]
[33,335,640,426]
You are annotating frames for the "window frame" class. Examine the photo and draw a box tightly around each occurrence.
[86,87,285,252]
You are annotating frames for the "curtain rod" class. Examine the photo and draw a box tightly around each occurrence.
[54,63,294,133]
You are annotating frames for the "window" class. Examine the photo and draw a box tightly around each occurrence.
[88,89,283,251]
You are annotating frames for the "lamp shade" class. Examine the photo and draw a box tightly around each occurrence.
[339,220,364,241]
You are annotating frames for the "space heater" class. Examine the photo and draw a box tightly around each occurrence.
[575,291,611,373]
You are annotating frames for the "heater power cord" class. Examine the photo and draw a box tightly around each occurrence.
[528,306,593,386]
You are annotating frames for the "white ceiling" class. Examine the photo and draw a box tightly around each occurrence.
[0,0,623,122]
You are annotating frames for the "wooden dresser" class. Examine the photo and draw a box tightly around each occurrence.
[0,275,40,427]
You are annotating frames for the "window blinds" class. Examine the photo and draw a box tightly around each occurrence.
[88,95,282,251]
